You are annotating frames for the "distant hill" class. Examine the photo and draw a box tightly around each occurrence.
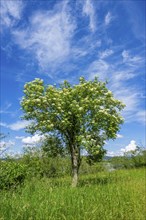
[103,156,113,160]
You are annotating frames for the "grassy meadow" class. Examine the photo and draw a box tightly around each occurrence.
[0,168,145,220]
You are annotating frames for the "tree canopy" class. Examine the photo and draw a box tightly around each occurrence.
[21,77,125,186]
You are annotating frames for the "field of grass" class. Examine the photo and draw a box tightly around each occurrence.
[0,168,145,220]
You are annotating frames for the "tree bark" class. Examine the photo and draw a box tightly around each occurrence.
[71,153,78,187]
[67,122,81,187]
[71,146,81,187]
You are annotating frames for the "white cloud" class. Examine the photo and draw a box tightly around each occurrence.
[88,59,109,80]
[134,111,146,124]
[113,71,135,81]
[15,136,25,140]
[106,151,115,157]
[98,49,113,59]
[0,0,24,28]
[13,1,76,72]
[121,140,137,153]
[111,85,146,125]
[71,37,101,60]
[0,120,30,131]
[82,0,96,32]
[87,46,144,125]
[22,134,45,145]
[107,140,137,157]
[113,88,145,124]
[114,89,139,112]
[105,12,113,26]
[117,134,123,139]
[0,122,7,127]
[106,150,123,157]
[9,121,30,131]
[0,140,15,148]
[122,50,143,66]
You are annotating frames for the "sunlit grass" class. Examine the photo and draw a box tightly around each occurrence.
[0,168,145,220]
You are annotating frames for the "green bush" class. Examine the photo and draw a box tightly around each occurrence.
[0,160,27,190]
[110,149,146,169]
[131,150,146,167]
[79,158,106,174]
[21,147,71,178]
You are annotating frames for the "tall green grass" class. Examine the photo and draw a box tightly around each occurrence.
[0,168,145,220]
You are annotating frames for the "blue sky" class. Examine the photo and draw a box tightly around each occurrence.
[0,0,145,157]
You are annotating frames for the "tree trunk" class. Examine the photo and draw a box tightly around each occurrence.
[71,147,81,187]
[68,128,81,187]
[72,154,78,187]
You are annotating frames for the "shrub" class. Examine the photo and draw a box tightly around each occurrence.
[21,147,71,178]
[0,160,27,189]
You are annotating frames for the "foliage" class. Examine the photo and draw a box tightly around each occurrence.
[86,146,106,165]
[0,145,145,190]
[41,135,66,158]
[0,160,27,190]
[21,77,125,186]
[124,146,146,167]
[22,146,71,178]
[110,147,146,169]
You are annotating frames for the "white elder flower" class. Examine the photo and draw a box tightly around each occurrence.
[79,107,83,111]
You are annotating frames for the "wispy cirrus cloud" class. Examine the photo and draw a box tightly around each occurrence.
[1,0,144,127]
[0,102,20,118]
[104,12,113,26]
[98,49,113,59]
[82,0,96,32]
[113,71,135,82]
[0,0,24,29]
[112,86,145,125]
[135,111,146,125]
[0,102,12,114]
[125,110,146,125]
[13,1,76,74]
[121,1,145,42]
[88,59,109,80]
[87,46,145,124]
[122,50,143,66]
